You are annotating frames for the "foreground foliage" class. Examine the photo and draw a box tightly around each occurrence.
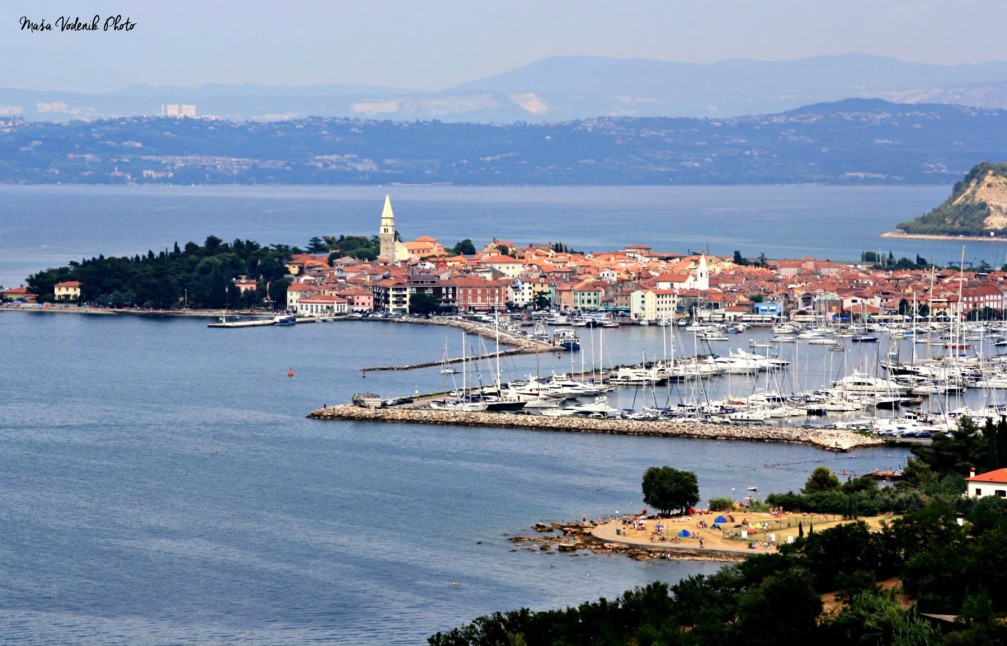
[432,433,1007,645]
[430,496,1007,644]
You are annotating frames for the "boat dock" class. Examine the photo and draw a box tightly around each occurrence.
[308,404,883,452]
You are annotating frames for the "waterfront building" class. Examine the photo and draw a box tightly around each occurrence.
[285,282,319,312]
[630,288,678,322]
[331,287,373,312]
[296,294,348,317]
[371,277,411,314]
[571,281,604,310]
[448,277,508,312]
[2,285,37,303]
[54,280,82,301]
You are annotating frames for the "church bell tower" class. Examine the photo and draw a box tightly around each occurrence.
[379,194,396,263]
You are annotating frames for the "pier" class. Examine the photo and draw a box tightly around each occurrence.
[360,316,555,371]
[308,404,883,452]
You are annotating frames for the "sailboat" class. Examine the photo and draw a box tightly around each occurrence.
[439,339,459,374]
[429,332,487,412]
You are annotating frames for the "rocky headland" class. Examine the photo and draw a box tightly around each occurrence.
[896,161,1007,237]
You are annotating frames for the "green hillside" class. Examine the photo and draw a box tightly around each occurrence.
[898,162,1007,235]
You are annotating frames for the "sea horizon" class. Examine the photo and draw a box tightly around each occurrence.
[6,183,1000,290]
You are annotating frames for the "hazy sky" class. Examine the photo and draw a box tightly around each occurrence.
[6,0,1007,92]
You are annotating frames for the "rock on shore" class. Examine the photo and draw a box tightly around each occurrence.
[308,404,882,452]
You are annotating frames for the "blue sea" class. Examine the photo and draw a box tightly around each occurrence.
[4,183,1007,290]
[0,185,941,644]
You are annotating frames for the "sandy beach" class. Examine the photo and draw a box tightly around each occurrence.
[590,510,890,559]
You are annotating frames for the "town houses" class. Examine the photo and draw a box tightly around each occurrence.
[10,195,1007,326]
[251,195,1007,322]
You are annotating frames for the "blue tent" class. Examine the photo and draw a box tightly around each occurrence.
[677,529,691,537]
[714,515,728,524]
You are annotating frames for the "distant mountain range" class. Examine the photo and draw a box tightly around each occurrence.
[4,99,1007,186]
[6,54,1007,123]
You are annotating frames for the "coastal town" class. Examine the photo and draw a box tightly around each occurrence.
[5,194,1005,323]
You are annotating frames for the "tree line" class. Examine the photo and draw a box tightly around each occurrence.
[430,415,1007,645]
[26,236,293,310]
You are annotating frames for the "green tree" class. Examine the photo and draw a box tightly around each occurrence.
[802,466,841,494]
[452,239,476,255]
[732,568,822,644]
[306,236,329,253]
[911,415,989,479]
[409,292,440,316]
[641,466,699,516]
[267,277,292,310]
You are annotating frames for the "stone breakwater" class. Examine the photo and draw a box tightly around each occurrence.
[361,317,554,371]
[308,404,883,452]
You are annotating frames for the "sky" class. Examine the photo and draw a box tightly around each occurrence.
[5,0,1007,93]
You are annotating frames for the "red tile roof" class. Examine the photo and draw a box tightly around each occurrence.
[967,468,1007,483]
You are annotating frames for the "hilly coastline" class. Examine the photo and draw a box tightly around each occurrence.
[896,162,1007,236]
[3,99,1007,186]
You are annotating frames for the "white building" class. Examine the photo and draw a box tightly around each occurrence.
[966,467,1007,499]
[296,294,348,317]
[630,289,678,322]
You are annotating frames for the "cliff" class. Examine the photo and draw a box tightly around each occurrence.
[897,162,1007,235]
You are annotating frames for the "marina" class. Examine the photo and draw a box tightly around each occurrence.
[330,311,1007,443]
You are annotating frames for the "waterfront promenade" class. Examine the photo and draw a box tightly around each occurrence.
[308,403,883,452]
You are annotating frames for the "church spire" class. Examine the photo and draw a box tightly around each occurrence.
[379,194,396,262]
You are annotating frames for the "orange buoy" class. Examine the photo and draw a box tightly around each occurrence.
[287,369,295,378]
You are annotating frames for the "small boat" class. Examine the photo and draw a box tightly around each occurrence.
[746,486,758,492]
[851,335,879,343]
[552,328,581,351]
[273,314,297,326]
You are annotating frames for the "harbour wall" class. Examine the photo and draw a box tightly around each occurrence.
[308,404,884,452]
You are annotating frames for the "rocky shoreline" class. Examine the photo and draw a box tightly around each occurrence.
[880,230,1003,242]
[308,404,883,452]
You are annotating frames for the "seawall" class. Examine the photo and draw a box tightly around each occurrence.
[308,404,883,452]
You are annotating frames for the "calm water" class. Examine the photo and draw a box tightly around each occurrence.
[1,185,939,643]
[5,183,1007,290]
[0,313,910,644]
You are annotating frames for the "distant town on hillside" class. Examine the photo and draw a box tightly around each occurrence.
[2,99,1006,186]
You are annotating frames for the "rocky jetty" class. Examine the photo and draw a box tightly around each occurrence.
[361,316,553,372]
[308,404,882,452]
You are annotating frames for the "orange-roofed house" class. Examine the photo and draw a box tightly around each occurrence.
[403,236,446,260]
[2,285,37,303]
[232,276,258,294]
[966,467,1007,499]
[54,281,82,301]
[285,282,319,312]
[479,255,525,278]
[285,254,331,276]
